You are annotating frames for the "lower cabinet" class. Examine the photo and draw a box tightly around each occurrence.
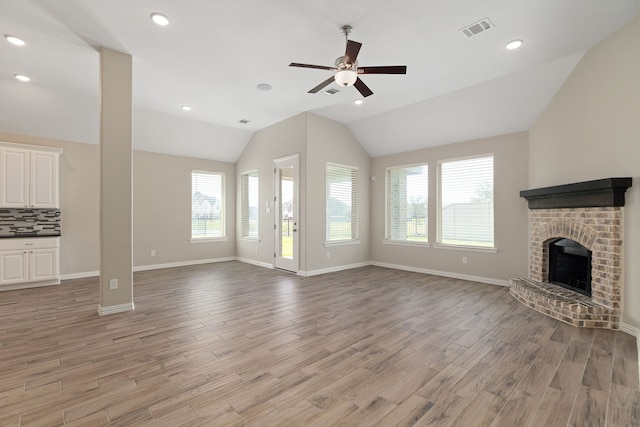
[0,238,60,288]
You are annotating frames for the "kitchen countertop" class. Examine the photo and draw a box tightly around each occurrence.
[0,233,61,238]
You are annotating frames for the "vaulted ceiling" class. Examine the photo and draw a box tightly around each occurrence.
[1,0,638,161]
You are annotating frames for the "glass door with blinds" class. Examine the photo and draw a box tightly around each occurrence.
[273,155,299,272]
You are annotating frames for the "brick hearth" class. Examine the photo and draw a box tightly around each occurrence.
[510,206,623,329]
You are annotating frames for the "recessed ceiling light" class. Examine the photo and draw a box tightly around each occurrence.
[353,99,364,105]
[257,83,272,91]
[180,105,191,111]
[14,74,30,82]
[239,119,251,124]
[506,39,523,50]
[150,13,169,26]
[4,35,25,46]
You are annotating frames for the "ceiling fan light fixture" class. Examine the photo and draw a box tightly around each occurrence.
[334,69,357,87]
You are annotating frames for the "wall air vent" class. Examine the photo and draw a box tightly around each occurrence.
[459,18,494,38]
[324,88,340,95]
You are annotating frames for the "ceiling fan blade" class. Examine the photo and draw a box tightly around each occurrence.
[344,40,362,64]
[353,77,373,97]
[290,62,334,71]
[358,65,407,74]
[308,76,336,94]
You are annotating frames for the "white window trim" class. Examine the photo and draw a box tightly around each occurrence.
[326,162,359,243]
[324,239,361,247]
[383,240,431,248]
[437,153,495,249]
[189,237,229,244]
[240,169,259,240]
[431,243,497,253]
[191,169,226,241]
[385,162,429,244]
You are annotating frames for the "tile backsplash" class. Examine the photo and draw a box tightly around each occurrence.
[0,208,61,237]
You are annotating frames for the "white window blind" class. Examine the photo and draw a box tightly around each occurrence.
[386,164,428,242]
[326,163,357,242]
[438,155,494,247]
[241,170,259,239]
[191,171,225,239]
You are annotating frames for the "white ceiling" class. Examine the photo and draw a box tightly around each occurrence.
[0,0,638,161]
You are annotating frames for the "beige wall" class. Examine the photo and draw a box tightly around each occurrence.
[306,114,370,272]
[371,132,530,283]
[235,113,307,269]
[133,150,236,267]
[235,112,370,274]
[530,17,640,329]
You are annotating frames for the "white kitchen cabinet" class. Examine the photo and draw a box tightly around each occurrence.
[0,250,28,284]
[0,238,60,289]
[0,142,62,208]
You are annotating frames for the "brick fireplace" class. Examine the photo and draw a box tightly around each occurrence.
[510,178,632,329]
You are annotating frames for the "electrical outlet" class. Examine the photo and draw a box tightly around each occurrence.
[151,249,156,256]
[255,246,259,253]
[326,251,331,259]
[109,279,118,290]
[462,256,468,264]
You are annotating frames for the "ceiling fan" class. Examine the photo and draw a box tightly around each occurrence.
[289,25,407,98]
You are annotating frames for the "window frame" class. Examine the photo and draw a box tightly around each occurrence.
[436,154,495,250]
[325,162,359,245]
[240,169,259,241]
[384,162,429,246]
[190,170,227,243]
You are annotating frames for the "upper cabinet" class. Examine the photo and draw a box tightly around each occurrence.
[0,142,62,208]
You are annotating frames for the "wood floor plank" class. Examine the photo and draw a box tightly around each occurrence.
[0,262,636,426]
[528,388,574,427]
[568,385,608,427]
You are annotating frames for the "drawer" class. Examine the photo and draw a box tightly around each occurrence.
[0,237,60,251]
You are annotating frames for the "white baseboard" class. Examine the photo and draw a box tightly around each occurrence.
[61,271,99,280]
[621,322,639,337]
[620,323,640,386]
[133,257,236,272]
[370,261,510,287]
[0,279,60,291]
[298,262,372,277]
[60,258,237,279]
[237,257,274,269]
[98,302,135,316]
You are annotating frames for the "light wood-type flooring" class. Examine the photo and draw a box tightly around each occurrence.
[0,262,638,426]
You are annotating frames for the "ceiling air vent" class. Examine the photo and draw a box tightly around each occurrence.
[324,88,340,95]
[459,18,494,38]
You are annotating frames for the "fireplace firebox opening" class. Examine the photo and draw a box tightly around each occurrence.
[548,238,592,297]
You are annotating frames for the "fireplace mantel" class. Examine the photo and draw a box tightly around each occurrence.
[520,177,632,209]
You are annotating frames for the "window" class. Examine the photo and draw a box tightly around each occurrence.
[438,155,494,247]
[241,170,259,239]
[326,163,357,242]
[191,170,225,240]
[386,164,428,243]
